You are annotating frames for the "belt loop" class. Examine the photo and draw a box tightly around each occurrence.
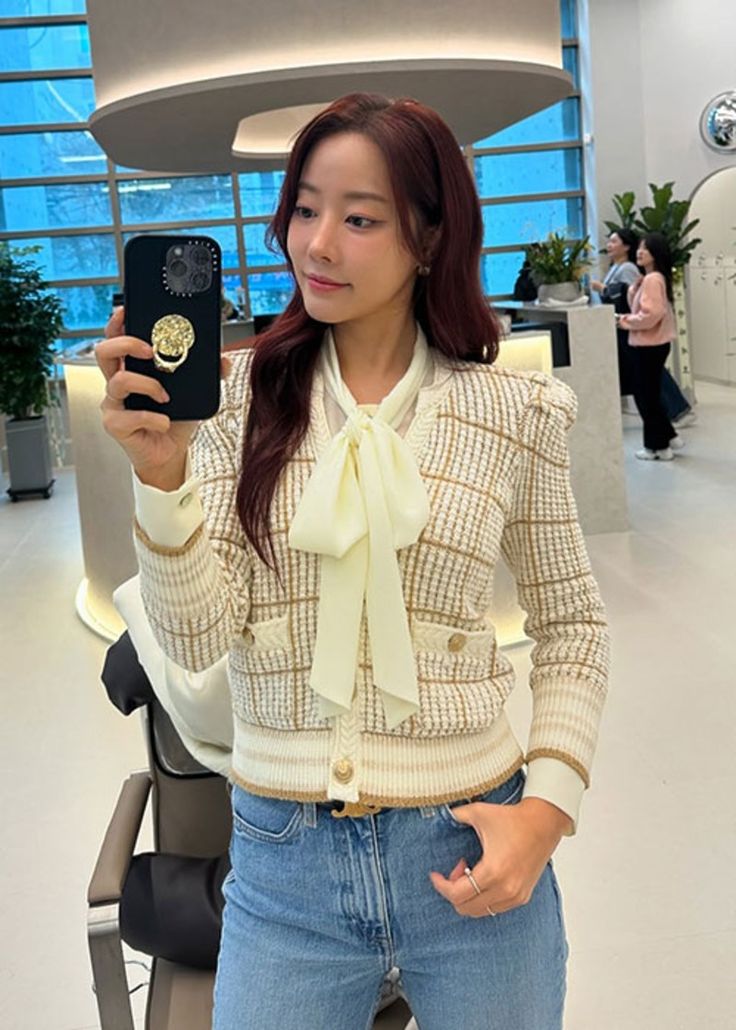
[419,805,437,818]
[303,801,317,828]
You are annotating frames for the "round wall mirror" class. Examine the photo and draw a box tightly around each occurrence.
[700,91,736,152]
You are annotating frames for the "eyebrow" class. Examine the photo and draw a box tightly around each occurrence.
[297,180,389,205]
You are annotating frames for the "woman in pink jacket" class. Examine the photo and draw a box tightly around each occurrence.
[618,232,680,460]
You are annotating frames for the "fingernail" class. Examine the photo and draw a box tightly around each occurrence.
[160,391,170,402]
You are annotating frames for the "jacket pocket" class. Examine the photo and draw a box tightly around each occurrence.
[381,618,514,737]
[239,613,291,652]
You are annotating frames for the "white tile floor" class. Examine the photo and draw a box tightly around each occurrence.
[1,381,735,1030]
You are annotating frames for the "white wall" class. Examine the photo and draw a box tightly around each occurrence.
[585,0,736,266]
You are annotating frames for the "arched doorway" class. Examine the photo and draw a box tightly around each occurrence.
[687,167,736,385]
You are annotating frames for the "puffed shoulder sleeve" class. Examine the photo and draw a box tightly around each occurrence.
[500,376,610,829]
[132,349,255,672]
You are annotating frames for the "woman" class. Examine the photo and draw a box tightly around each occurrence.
[591,227,640,301]
[96,93,609,1030]
[618,232,680,460]
[591,228,640,396]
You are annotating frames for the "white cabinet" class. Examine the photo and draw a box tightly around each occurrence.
[689,263,730,382]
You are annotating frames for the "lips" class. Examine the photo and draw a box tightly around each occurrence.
[305,273,347,290]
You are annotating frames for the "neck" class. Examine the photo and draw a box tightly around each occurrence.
[612,255,627,265]
[332,309,417,403]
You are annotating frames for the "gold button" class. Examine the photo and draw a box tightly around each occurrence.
[448,632,467,653]
[332,759,354,784]
[242,628,254,646]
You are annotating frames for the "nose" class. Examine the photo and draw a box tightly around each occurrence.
[307,216,339,264]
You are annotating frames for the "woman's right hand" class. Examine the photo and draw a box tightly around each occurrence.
[95,306,197,491]
[590,279,604,292]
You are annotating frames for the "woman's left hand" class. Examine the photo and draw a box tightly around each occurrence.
[429,798,571,917]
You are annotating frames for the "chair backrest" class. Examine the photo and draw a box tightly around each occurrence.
[143,700,231,858]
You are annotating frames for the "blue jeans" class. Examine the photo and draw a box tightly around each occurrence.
[213,770,568,1029]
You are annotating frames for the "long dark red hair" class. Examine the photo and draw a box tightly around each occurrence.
[238,92,499,567]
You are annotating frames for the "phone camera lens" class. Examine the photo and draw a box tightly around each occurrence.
[192,246,210,266]
[169,259,187,276]
[192,271,208,290]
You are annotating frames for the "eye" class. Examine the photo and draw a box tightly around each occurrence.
[346,215,377,229]
[294,205,315,219]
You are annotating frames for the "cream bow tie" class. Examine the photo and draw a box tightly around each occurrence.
[288,329,431,728]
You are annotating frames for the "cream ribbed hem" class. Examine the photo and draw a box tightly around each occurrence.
[523,756,586,835]
[230,711,525,808]
[133,464,203,549]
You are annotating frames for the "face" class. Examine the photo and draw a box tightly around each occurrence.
[607,233,626,259]
[636,241,653,268]
[286,132,421,330]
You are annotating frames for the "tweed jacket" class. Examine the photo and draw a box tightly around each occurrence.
[134,347,609,813]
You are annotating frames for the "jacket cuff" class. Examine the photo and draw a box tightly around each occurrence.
[132,458,204,548]
[522,756,586,836]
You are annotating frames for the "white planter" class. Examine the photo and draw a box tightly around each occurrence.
[537,281,582,304]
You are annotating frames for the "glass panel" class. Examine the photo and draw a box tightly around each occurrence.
[481,251,526,297]
[0,24,91,72]
[1,1,86,12]
[474,98,580,149]
[0,181,112,230]
[52,282,119,331]
[474,149,582,198]
[560,0,577,38]
[117,175,234,225]
[238,171,285,216]
[482,196,584,248]
[244,221,284,267]
[0,77,95,126]
[221,273,244,319]
[562,45,579,89]
[0,130,106,178]
[123,224,239,269]
[4,234,117,280]
[247,271,294,316]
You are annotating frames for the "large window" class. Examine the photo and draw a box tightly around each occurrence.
[0,0,582,345]
[472,0,583,297]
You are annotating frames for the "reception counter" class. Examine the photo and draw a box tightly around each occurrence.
[496,302,628,535]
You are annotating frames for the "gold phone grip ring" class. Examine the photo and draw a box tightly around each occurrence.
[151,314,196,373]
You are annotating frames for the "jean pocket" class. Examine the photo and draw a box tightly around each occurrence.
[231,786,304,844]
[441,769,525,827]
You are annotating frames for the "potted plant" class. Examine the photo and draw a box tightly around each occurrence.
[524,231,592,304]
[604,182,702,403]
[604,182,702,266]
[0,243,65,500]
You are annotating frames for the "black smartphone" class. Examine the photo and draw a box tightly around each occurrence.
[123,234,222,421]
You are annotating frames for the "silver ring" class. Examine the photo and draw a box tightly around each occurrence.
[463,866,482,896]
[486,905,497,917]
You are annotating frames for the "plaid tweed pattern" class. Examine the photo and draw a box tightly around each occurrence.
[134,348,609,802]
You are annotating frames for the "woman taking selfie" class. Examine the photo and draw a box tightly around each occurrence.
[96,93,610,1030]
[618,231,680,460]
